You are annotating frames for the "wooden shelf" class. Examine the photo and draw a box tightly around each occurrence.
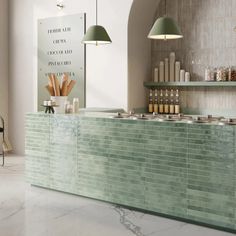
[144,81,236,88]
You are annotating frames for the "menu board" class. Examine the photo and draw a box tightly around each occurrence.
[38,13,86,110]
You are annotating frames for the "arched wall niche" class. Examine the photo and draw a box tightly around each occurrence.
[127,0,160,111]
[152,0,236,116]
[128,0,236,116]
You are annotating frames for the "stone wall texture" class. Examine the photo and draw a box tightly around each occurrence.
[151,0,236,115]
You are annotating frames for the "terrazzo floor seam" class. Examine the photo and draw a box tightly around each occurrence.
[0,155,234,236]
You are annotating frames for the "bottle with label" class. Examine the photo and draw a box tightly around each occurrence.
[164,89,169,114]
[159,90,164,114]
[73,98,80,113]
[169,89,175,114]
[148,89,154,113]
[153,89,158,113]
[174,89,180,114]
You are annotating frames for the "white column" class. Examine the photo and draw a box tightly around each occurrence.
[175,61,180,82]
[159,61,164,82]
[169,52,175,82]
[180,70,185,82]
[164,58,169,82]
[154,68,159,82]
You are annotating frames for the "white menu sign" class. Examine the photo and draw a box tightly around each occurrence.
[38,13,86,110]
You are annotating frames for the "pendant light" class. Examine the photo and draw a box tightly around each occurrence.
[82,0,112,45]
[148,0,183,40]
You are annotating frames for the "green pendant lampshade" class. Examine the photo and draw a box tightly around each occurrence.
[82,0,112,45]
[148,16,183,40]
[82,25,112,45]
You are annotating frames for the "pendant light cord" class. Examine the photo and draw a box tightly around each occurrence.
[96,0,98,25]
[164,0,167,41]
[165,0,167,16]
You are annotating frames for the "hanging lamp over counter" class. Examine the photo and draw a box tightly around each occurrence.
[148,0,183,40]
[82,0,112,45]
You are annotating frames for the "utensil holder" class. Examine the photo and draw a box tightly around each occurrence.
[51,96,68,114]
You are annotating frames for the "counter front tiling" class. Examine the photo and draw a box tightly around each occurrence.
[25,112,236,233]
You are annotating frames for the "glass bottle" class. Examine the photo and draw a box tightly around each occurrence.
[148,89,153,113]
[73,98,79,113]
[205,67,210,81]
[169,89,175,114]
[174,89,180,114]
[228,66,232,81]
[153,89,158,113]
[216,67,223,81]
[164,89,169,114]
[159,89,164,114]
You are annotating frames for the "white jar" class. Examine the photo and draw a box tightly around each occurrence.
[205,67,211,81]
[43,100,48,106]
[64,101,70,114]
[51,96,68,114]
[73,98,79,113]
[185,72,190,82]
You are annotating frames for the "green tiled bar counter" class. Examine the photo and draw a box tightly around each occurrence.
[25,113,236,232]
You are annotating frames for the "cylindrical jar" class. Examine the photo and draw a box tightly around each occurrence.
[73,98,80,113]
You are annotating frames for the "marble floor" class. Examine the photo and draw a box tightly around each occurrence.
[0,156,234,236]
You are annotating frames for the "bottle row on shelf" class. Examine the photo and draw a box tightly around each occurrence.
[148,89,180,114]
[153,52,191,83]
